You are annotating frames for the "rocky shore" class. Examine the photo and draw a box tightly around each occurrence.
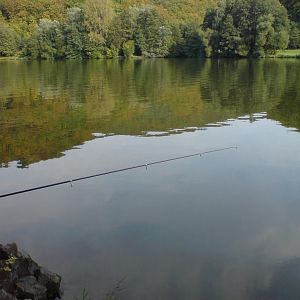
[0,243,62,300]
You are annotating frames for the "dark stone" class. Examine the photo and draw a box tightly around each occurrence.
[3,244,18,258]
[0,268,13,291]
[37,268,62,299]
[0,249,9,261]
[0,243,62,300]
[11,257,40,279]
[16,276,47,300]
[0,289,17,300]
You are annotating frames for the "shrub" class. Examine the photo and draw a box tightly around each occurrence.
[0,22,19,56]
[122,40,135,58]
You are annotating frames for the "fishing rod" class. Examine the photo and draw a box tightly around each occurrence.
[0,146,237,199]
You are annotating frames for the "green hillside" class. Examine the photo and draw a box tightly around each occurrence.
[0,0,298,58]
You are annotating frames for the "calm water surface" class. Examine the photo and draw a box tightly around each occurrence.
[0,59,300,300]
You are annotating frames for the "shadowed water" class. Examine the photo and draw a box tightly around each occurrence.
[0,59,300,300]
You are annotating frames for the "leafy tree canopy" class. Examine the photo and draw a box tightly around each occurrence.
[203,0,290,57]
[0,0,297,59]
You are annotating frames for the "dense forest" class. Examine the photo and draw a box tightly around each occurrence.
[0,0,299,58]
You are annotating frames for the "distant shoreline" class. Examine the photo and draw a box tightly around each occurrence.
[1,50,300,61]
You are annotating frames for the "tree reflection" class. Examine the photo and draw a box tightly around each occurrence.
[0,59,299,167]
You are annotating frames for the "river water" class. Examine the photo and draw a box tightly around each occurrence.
[0,59,300,300]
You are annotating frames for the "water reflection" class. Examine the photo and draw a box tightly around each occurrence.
[265,258,300,300]
[0,59,300,300]
[1,59,299,167]
[250,258,300,300]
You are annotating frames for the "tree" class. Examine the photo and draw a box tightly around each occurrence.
[170,24,209,57]
[134,6,173,57]
[84,0,114,43]
[255,14,276,56]
[203,0,245,56]
[82,0,115,58]
[122,40,135,57]
[107,8,136,51]
[280,0,300,23]
[27,19,65,59]
[289,21,300,49]
[0,0,296,59]
[0,0,66,23]
[0,21,19,56]
[64,7,87,59]
[218,15,242,56]
[203,0,290,57]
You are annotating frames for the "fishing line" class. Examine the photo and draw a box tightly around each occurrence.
[0,146,237,199]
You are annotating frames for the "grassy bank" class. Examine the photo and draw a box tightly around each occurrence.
[1,50,300,60]
[266,49,300,58]
[0,57,27,60]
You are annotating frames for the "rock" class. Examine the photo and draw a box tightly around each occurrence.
[0,248,10,261]
[16,276,47,300]
[0,289,17,300]
[3,244,18,258]
[37,268,61,299]
[11,256,40,279]
[0,243,62,300]
[0,267,13,292]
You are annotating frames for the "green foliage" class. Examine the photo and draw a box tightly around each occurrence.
[0,21,19,56]
[218,14,242,57]
[289,22,300,49]
[0,255,17,272]
[0,0,297,59]
[85,42,106,58]
[134,6,173,57]
[84,0,114,45]
[271,49,300,57]
[107,9,136,50]
[122,40,135,57]
[28,19,65,59]
[64,7,87,59]
[65,0,85,8]
[106,45,119,58]
[170,24,208,57]
[280,0,300,23]
[203,0,291,57]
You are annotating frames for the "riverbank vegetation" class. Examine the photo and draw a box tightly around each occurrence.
[266,49,300,58]
[0,0,299,58]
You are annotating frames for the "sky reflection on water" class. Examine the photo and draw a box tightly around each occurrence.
[0,59,300,299]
